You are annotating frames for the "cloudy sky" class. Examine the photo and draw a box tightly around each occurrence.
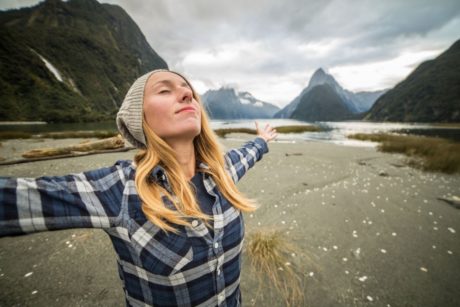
[2,0,460,107]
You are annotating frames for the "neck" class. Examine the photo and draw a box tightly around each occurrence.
[166,139,196,181]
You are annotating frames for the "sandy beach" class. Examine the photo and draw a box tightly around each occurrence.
[0,135,459,306]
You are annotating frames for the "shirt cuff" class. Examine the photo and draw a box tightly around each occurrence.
[254,136,269,154]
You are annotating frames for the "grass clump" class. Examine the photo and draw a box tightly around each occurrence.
[214,124,321,138]
[348,133,460,174]
[0,130,118,140]
[275,125,321,133]
[214,128,256,138]
[348,132,394,143]
[245,229,305,306]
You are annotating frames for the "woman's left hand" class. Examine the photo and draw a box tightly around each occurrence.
[255,121,278,143]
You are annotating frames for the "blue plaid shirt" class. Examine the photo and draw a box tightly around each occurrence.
[0,137,269,306]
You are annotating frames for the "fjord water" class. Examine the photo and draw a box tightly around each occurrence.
[210,119,460,146]
[1,119,459,146]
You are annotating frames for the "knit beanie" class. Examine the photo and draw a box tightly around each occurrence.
[116,69,192,148]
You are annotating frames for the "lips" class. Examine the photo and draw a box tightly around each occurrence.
[176,106,196,113]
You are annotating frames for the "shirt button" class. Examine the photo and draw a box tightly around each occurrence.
[214,242,219,249]
[191,220,199,227]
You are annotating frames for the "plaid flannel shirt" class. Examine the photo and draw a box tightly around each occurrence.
[0,137,269,307]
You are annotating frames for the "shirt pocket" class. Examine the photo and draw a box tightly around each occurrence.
[127,220,194,276]
[222,208,245,248]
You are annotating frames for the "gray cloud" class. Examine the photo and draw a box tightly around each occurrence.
[2,0,460,106]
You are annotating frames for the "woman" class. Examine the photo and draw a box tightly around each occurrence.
[0,69,277,306]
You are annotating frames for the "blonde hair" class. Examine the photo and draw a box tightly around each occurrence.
[134,93,258,233]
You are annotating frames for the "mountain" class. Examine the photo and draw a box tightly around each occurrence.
[0,0,167,122]
[274,68,385,120]
[365,39,460,122]
[290,83,355,121]
[201,87,280,119]
[354,90,388,112]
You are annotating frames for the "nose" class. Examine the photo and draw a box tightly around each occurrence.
[179,86,193,103]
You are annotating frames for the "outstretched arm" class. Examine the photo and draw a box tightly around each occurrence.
[0,161,129,237]
[224,122,276,183]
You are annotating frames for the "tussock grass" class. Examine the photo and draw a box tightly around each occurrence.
[214,125,321,138]
[214,128,256,138]
[245,229,305,306]
[348,132,394,143]
[348,133,460,174]
[0,130,118,140]
[274,125,321,133]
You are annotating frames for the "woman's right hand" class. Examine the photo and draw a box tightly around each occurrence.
[255,121,277,142]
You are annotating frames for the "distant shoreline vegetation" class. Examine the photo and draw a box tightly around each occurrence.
[0,131,119,140]
[348,133,460,174]
[0,125,323,140]
[214,125,322,138]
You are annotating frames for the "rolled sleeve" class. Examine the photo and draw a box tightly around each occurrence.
[0,161,129,236]
[224,137,269,183]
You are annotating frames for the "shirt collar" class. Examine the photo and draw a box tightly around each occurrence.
[149,161,210,189]
[198,161,210,170]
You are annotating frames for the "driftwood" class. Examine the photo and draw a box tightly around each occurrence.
[437,196,460,209]
[0,146,136,166]
[21,135,125,158]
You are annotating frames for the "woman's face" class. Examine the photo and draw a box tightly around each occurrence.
[143,71,201,143]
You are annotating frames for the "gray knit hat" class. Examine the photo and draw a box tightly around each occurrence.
[116,69,193,148]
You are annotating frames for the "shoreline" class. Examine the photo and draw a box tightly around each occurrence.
[0,137,459,306]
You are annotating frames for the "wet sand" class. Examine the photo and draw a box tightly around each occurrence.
[0,135,459,306]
